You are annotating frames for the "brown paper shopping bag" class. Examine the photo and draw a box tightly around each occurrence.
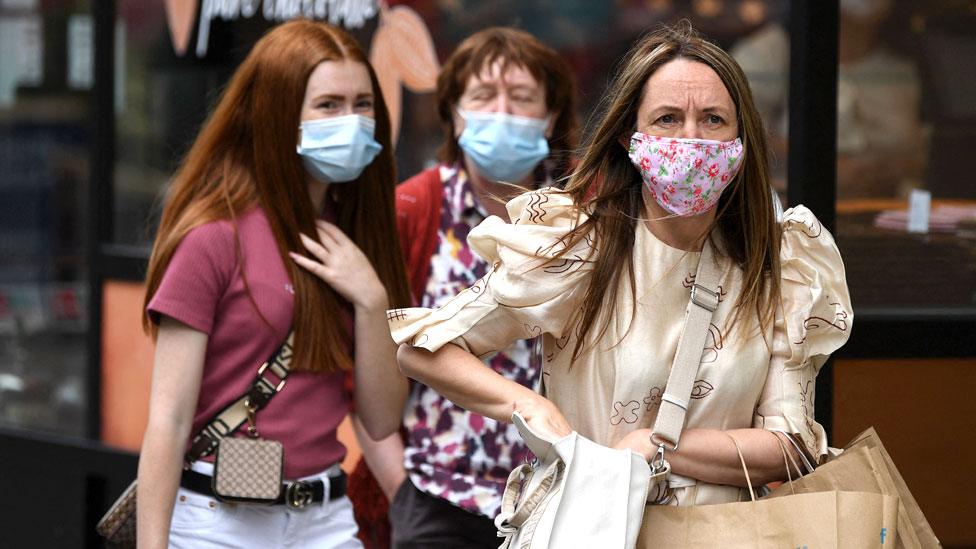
[639,434,900,548]
[640,489,899,548]
[766,428,941,549]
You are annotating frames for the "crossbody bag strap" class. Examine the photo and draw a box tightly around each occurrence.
[183,331,295,467]
[649,239,721,453]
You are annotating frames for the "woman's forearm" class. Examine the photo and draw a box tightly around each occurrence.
[351,414,407,500]
[137,317,208,548]
[136,421,190,549]
[353,297,408,440]
[396,343,538,423]
[397,343,572,439]
[669,428,800,487]
[621,427,800,487]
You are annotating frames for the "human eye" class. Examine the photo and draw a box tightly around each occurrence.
[656,113,677,126]
[468,86,495,101]
[317,99,340,110]
[355,97,374,110]
[705,114,725,126]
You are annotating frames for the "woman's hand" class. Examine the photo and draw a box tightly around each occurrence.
[289,220,388,311]
[514,395,572,440]
[612,428,655,461]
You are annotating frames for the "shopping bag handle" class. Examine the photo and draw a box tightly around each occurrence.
[772,433,804,495]
[726,433,757,502]
[727,432,806,501]
[495,460,563,533]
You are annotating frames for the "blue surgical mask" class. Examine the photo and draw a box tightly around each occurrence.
[297,114,382,183]
[457,110,550,183]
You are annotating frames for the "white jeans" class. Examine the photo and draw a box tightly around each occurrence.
[169,462,363,549]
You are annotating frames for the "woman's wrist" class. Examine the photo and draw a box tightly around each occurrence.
[353,285,389,314]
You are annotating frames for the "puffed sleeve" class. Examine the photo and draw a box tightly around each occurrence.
[388,189,595,357]
[753,205,853,464]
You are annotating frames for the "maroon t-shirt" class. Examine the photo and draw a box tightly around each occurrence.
[148,207,351,478]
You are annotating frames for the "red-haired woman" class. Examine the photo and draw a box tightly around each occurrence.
[137,20,410,548]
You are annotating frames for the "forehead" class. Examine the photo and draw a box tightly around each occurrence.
[465,58,543,90]
[305,59,372,97]
[640,58,733,110]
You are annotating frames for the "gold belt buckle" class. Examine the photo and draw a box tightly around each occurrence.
[286,480,313,508]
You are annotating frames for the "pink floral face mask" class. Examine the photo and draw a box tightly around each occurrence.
[627,132,744,216]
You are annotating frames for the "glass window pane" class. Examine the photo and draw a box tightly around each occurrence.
[112,0,793,248]
[835,0,976,313]
[0,1,91,437]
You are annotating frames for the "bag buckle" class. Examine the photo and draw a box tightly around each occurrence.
[286,481,313,508]
[690,283,719,312]
[244,397,260,438]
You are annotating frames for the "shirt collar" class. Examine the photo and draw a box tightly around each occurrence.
[448,163,490,219]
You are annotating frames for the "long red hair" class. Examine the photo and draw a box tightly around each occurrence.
[143,20,410,373]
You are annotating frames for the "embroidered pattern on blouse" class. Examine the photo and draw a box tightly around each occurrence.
[610,400,642,425]
[701,323,724,364]
[690,379,715,399]
[526,191,551,224]
[623,379,715,424]
[644,386,663,410]
[798,379,818,443]
[784,214,823,238]
[793,298,849,345]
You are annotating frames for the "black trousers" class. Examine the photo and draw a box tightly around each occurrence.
[389,479,499,549]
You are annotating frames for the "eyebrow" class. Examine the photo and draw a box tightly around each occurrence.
[467,81,540,93]
[649,104,732,114]
[311,92,373,102]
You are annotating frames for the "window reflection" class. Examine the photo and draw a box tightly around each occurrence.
[0,2,90,437]
[112,0,794,248]
[835,0,976,312]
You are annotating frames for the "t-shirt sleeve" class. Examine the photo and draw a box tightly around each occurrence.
[388,188,594,357]
[146,221,236,334]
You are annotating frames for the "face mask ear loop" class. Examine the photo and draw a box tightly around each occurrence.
[625,209,683,223]
[543,114,555,139]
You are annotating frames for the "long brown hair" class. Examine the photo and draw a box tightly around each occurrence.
[562,22,779,359]
[435,27,579,183]
[143,20,410,373]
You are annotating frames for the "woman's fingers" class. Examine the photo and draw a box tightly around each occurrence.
[289,251,331,282]
[299,232,330,262]
[315,220,346,247]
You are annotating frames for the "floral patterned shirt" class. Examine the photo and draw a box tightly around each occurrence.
[402,163,539,517]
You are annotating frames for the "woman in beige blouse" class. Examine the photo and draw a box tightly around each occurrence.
[390,23,851,516]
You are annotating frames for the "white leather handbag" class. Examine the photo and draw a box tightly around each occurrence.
[494,412,651,549]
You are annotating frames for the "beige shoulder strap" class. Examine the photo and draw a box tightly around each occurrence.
[649,239,721,451]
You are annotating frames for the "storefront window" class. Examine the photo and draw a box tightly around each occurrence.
[111,0,793,248]
[0,0,91,437]
[834,0,976,313]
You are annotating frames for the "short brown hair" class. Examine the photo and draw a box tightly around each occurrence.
[435,27,578,182]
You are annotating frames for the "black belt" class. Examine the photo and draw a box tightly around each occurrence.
[180,469,347,508]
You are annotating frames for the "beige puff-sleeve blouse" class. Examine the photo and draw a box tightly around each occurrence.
[389,189,852,506]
